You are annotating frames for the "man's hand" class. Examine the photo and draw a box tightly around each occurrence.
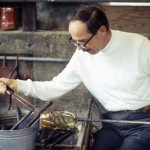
[0,78,18,95]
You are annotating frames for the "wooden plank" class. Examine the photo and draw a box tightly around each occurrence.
[103,6,150,34]
[22,2,37,31]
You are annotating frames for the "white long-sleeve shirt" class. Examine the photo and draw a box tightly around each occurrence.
[18,30,150,111]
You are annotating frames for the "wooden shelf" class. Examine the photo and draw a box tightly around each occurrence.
[0,1,149,31]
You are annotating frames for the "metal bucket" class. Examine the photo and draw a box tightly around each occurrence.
[0,110,39,150]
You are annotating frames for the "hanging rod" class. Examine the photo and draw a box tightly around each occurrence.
[0,56,70,63]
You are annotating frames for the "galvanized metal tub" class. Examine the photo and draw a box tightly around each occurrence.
[0,110,39,150]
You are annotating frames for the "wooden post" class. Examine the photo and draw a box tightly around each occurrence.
[22,2,37,31]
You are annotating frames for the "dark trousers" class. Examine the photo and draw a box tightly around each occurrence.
[92,110,150,150]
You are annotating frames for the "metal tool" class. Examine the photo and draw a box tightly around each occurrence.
[7,88,36,110]
[16,106,21,122]
[6,87,53,130]
[8,56,21,110]
[77,118,150,125]
[38,128,74,149]
[40,110,150,130]
[11,108,35,130]
[8,56,21,79]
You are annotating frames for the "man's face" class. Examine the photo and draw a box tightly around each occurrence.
[68,20,103,55]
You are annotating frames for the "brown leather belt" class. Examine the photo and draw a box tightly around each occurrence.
[124,105,150,113]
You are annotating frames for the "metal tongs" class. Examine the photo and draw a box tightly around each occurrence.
[6,88,53,130]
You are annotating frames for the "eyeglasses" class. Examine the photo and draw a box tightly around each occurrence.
[69,33,95,51]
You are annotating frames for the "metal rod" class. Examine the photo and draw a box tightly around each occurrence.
[0,56,70,63]
[13,93,36,109]
[11,108,35,130]
[12,94,33,110]
[7,89,35,110]
[16,106,21,122]
[77,118,150,125]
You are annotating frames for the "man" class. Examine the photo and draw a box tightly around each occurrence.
[0,5,150,150]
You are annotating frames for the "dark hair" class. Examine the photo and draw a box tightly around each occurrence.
[68,5,109,34]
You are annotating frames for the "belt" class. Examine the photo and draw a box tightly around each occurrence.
[121,105,150,113]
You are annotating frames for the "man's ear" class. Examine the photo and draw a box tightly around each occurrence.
[97,26,107,36]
